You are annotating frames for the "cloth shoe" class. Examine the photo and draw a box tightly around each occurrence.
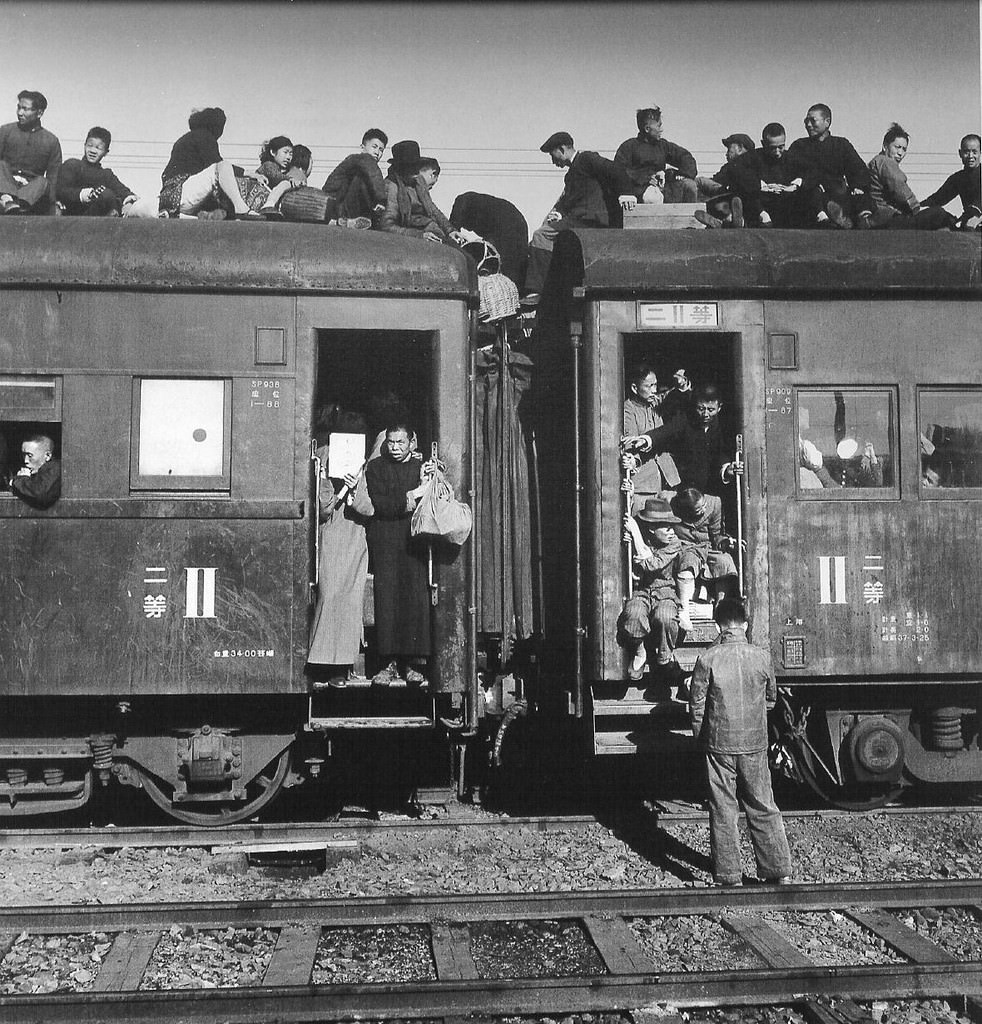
[826,201,853,229]
[235,210,265,221]
[1,195,24,215]
[404,666,427,686]
[694,210,723,229]
[371,661,400,687]
[627,645,647,681]
[338,216,372,229]
[856,211,873,230]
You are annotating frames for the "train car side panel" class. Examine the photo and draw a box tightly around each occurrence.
[763,299,982,678]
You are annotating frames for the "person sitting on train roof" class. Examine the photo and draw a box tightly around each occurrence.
[0,90,62,215]
[619,498,686,683]
[11,434,60,510]
[669,489,740,632]
[365,422,436,687]
[322,128,388,227]
[380,142,464,244]
[724,122,815,228]
[921,134,981,230]
[693,133,755,229]
[125,107,263,221]
[523,131,637,303]
[622,383,739,499]
[250,136,306,220]
[786,103,874,230]
[867,124,956,231]
[57,127,138,217]
[287,144,313,184]
[614,107,698,205]
[622,363,683,512]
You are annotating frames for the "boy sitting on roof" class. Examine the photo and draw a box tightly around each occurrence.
[58,127,137,216]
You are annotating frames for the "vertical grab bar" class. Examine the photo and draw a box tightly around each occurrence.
[310,439,322,589]
[734,433,745,597]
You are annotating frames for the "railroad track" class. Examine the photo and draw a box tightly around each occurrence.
[2,879,982,1022]
[2,803,977,850]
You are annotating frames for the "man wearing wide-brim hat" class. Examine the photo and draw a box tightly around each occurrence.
[618,497,686,682]
[380,139,464,244]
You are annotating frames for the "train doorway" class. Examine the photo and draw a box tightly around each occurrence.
[621,331,745,532]
[309,329,436,683]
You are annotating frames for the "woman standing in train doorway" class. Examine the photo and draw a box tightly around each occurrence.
[307,407,374,686]
[365,423,435,686]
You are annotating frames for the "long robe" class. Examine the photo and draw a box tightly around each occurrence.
[365,456,431,658]
[307,455,373,665]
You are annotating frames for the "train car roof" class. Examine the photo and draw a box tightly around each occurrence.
[549,228,981,301]
[0,218,478,301]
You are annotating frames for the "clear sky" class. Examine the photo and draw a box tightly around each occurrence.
[5,0,981,228]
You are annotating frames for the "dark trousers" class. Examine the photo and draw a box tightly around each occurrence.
[871,206,955,230]
[0,161,50,210]
[801,181,874,225]
[705,748,792,884]
[338,177,374,221]
[739,190,814,228]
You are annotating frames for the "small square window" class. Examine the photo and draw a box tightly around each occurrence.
[131,379,230,491]
[255,327,287,366]
[768,333,798,370]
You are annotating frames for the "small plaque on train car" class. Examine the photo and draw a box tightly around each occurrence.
[782,635,806,668]
[636,302,719,329]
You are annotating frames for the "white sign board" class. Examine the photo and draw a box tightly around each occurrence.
[636,302,719,329]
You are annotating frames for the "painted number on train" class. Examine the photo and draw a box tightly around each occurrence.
[250,379,281,410]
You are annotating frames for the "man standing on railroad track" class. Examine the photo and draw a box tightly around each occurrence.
[689,598,792,887]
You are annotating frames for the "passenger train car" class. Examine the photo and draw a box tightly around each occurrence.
[534,228,981,808]
[0,218,979,820]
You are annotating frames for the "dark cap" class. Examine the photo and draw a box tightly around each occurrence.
[636,498,681,524]
[722,133,756,151]
[540,131,574,153]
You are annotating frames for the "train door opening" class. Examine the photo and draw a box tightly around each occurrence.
[621,331,745,533]
[309,329,435,683]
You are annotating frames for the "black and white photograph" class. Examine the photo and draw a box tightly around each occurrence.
[0,1,980,1021]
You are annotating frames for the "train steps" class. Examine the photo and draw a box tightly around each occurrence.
[589,600,717,756]
[307,678,435,732]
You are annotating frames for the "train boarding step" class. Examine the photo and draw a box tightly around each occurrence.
[307,682,435,731]
[590,600,716,754]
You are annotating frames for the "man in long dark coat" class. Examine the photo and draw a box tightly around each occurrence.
[365,425,432,684]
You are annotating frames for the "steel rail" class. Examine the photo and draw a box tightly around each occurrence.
[4,878,982,931]
[0,813,599,849]
[2,803,977,850]
[1,962,981,1023]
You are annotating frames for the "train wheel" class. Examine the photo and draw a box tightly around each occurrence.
[137,748,292,826]
[789,738,902,811]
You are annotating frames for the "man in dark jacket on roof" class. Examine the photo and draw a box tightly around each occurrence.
[0,90,62,215]
[523,131,637,301]
[786,103,873,229]
[614,107,698,204]
[727,122,816,228]
[921,134,981,229]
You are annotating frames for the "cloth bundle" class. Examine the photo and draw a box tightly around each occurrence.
[411,467,473,545]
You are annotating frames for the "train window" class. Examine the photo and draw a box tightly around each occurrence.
[0,376,63,500]
[130,378,231,491]
[795,388,897,497]
[918,389,982,493]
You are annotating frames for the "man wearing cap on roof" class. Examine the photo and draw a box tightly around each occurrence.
[379,139,465,244]
[726,123,816,228]
[693,133,755,229]
[523,131,637,303]
[614,107,698,205]
[618,498,686,684]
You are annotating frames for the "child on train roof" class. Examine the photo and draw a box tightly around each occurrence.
[252,135,303,220]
